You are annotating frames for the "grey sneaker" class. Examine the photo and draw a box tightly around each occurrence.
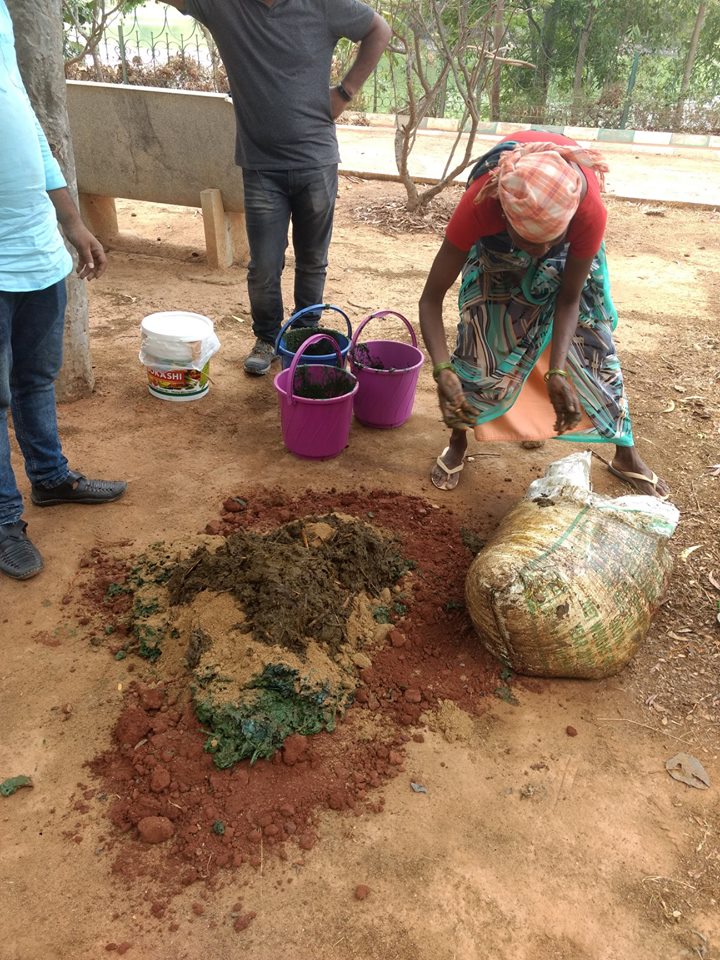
[243,339,276,376]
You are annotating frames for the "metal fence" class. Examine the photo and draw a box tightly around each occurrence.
[63,6,719,133]
[64,6,224,88]
[64,10,494,118]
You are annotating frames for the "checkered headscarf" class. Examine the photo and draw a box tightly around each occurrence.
[477,141,609,243]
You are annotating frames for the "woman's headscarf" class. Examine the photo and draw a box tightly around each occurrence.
[477,141,609,243]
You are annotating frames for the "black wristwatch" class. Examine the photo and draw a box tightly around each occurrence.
[336,82,353,103]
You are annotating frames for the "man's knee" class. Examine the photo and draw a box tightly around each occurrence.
[294,253,328,273]
[0,375,10,413]
[247,251,287,287]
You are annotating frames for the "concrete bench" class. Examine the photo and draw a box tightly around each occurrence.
[66,81,248,269]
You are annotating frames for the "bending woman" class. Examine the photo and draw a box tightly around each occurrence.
[419,131,667,498]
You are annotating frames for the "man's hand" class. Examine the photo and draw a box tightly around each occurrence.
[436,368,475,430]
[546,374,582,434]
[63,220,107,281]
[336,13,391,117]
[48,187,108,280]
[329,86,348,120]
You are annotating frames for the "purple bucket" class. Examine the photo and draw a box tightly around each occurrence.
[274,333,359,460]
[349,310,425,429]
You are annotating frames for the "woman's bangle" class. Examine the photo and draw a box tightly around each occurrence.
[433,361,454,381]
[543,368,568,383]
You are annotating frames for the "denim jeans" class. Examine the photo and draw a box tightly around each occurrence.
[0,281,69,525]
[242,164,338,344]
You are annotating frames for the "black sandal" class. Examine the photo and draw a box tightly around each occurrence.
[0,521,43,580]
[31,470,127,507]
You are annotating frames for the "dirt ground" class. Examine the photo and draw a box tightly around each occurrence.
[1,180,719,960]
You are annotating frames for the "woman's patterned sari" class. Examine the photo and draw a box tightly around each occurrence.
[452,143,633,447]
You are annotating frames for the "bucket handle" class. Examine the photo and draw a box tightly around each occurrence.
[288,332,344,406]
[350,310,418,351]
[275,303,353,353]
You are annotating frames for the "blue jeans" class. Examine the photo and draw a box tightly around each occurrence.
[0,281,70,525]
[242,164,338,344]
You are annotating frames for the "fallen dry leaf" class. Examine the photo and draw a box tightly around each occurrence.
[662,401,676,413]
[665,753,711,790]
[680,545,702,561]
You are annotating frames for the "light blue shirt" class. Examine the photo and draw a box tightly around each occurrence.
[0,0,72,292]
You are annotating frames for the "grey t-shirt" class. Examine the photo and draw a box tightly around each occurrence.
[184,0,375,170]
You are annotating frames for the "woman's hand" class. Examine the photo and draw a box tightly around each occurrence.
[546,374,582,434]
[548,254,594,432]
[436,368,475,430]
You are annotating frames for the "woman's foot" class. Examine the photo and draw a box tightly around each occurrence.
[610,447,670,499]
[431,431,468,491]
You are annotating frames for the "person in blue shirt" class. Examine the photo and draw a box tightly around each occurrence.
[0,0,127,581]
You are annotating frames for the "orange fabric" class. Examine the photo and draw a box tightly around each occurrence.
[473,346,594,442]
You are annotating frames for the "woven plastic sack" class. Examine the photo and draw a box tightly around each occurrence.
[465,452,679,679]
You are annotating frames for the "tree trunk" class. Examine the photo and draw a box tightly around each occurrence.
[490,0,505,121]
[673,1,708,130]
[571,2,595,123]
[7,0,94,402]
[535,0,561,119]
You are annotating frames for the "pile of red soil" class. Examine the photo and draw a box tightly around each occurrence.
[85,489,503,895]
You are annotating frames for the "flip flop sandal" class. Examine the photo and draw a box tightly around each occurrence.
[431,447,465,492]
[608,464,670,502]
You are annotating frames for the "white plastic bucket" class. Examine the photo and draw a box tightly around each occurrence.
[140,311,219,402]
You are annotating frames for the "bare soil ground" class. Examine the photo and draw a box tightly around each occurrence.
[1,180,719,960]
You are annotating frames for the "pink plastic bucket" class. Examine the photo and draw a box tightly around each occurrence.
[274,333,359,460]
[349,311,425,429]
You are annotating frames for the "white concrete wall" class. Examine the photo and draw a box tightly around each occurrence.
[66,81,244,211]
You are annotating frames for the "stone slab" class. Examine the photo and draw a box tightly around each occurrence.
[66,81,244,211]
[670,132,711,147]
[598,128,636,144]
[633,130,673,146]
[496,122,532,135]
[563,126,600,141]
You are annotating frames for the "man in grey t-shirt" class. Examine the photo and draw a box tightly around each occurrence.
[161,0,390,374]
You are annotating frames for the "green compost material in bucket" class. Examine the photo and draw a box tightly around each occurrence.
[282,327,345,357]
[292,364,357,400]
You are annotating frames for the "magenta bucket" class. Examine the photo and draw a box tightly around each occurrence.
[274,333,359,460]
[349,310,425,429]
[275,304,352,371]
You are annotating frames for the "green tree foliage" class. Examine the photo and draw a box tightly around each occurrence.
[498,0,718,128]
[63,0,144,70]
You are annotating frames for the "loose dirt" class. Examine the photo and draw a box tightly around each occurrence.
[1,180,718,960]
[82,491,501,901]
